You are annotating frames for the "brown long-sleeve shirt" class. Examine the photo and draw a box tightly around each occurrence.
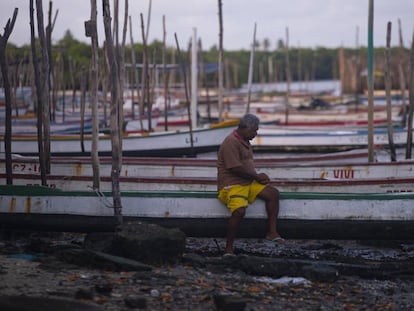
[217,130,257,190]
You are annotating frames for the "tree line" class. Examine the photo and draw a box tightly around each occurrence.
[3,29,411,94]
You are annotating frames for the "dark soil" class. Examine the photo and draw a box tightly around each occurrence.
[1,231,414,310]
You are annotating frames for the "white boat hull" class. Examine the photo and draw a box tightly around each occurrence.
[2,174,414,194]
[1,185,413,239]
[0,124,236,157]
[253,126,411,152]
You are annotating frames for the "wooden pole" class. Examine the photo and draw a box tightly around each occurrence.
[162,15,169,131]
[384,21,396,161]
[86,0,100,189]
[103,0,123,223]
[129,15,141,121]
[30,0,46,186]
[284,27,291,125]
[398,19,408,128]
[367,0,375,162]
[139,13,148,131]
[119,0,128,144]
[405,28,414,159]
[217,0,224,122]
[80,65,86,152]
[0,7,18,185]
[68,57,77,113]
[35,0,51,174]
[191,28,198,129]
[355,26,361,110]
[175,33,194,156]
[46,1,58,123]
[246,22,256,114]
[145,0,152,43]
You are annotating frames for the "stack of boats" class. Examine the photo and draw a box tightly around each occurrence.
[1,99,409,156]
[1,146,414,239]
[1,95,414,239]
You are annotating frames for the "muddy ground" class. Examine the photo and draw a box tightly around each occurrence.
[1,231,414,310]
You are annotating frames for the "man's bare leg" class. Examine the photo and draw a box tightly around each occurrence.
[225,207,246,254]
[258,186,282,240]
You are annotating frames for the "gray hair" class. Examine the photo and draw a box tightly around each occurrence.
[239,113,260,129]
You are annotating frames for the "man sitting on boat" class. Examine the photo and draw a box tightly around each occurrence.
[217,113,284,257]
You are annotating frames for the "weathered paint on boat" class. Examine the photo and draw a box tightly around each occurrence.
[3,152,414,180]
[2,173,414,194]
[0,185,413,239]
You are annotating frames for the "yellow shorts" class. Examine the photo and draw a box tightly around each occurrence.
[218,181,267,213]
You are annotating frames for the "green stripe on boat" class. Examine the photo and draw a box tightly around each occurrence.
[1,185,414,200]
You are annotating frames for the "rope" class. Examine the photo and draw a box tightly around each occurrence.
[92,187,113,208]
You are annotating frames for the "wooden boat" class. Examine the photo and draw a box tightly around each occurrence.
[123,116,159,132]
[0,104,29,118]
[0,121,237,157]
[3,172,414,194]
[253,126,412,152]
[1,185,413,239]
[2,115,98,135]
[198,101,402,127]
[3,150,414,180]
[268,118,402,128]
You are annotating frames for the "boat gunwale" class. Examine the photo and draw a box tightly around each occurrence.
[3,173,414,188]
[2,185,414,200]
[5,151,414,168]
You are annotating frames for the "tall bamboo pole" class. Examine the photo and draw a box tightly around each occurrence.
[35,0,51,174]
[162,15,169,131]
[405,28,414,159]
[355,26,361,111]
[119,0,128,144]
[297,43,302,86]
[0,8,18,185]
[46,1,58,123]
[367,0,375,162]
[246,22,256,114]
[384,21,396,161]
[284,27,291,125]
[86,0,100,189]
[217,0,224,122]
[398,19,408,128]
[191,28,198,129]
[139,13,148,131]
[103,0,123,223]
[80,65,86,152]
[29,0,46,186]
[68,57,77,113]
[175,33,194,156]
[129,15,140,120]
[145,0,152,43]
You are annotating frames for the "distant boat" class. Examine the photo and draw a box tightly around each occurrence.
[253,125,412,152]
[198,100,402,127]
[1,185,413,239]
[0,104,29,119]
[0,121,237,157]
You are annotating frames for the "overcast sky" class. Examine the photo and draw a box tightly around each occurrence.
[1,0,413,50]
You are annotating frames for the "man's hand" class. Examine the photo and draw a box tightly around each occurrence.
[229,167,270,184]
[256,172,270,184]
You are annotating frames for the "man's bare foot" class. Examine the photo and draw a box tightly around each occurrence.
[265,235,286,243]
